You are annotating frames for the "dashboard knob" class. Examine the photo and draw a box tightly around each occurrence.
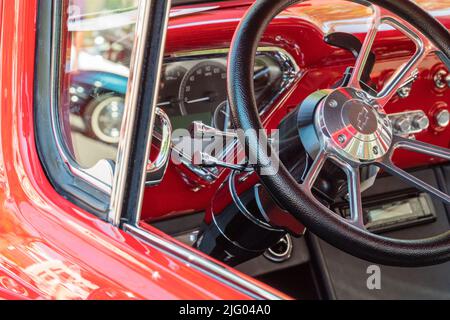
[434,69,448,89]
[412,114,430,131]
[435,109,450,128]
[394,117,412,133]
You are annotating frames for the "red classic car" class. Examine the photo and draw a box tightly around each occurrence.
[0,0,449,300]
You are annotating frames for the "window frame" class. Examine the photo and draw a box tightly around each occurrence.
[34,0,167,222]
[35,0,111,217]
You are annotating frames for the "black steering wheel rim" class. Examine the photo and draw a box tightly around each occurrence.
[227,0,450,267]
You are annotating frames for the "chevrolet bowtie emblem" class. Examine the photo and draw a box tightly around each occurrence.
[357,107,371,131]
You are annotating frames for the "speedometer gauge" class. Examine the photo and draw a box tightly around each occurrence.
[179,61,227,120]
[157,65,187,117]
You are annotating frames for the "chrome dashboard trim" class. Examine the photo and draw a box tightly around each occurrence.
[145,108,173,187]
[123,223,284,300]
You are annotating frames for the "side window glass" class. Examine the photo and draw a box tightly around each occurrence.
[60,0,138,168]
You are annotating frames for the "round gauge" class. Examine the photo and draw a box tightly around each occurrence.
[179,61,228,117]
[213,101,232,132]
[157,65,187,116]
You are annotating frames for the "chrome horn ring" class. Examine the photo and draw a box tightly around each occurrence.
[315,87,393,163]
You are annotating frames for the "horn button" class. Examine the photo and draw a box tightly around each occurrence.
[315,88,393,162]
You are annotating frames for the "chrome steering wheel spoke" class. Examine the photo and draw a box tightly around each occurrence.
[346,165,366,229]
[375,135,450,205]
[348,5,434,109]
[391,135,450,160]
[301,149,328,190]
[302,148,367,230]
[377,159,450,205]
[375,16,432,108]
[347,5,381,90]
[328,154,366,229]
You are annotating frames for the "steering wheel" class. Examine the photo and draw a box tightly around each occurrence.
[227,0,450,267]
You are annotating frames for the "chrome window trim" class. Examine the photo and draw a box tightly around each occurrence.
[109,0,171,226]
[123,223,284,300]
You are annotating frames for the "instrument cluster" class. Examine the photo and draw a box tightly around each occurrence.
[156,49,299,131]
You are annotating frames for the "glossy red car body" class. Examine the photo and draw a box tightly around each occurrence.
[0,0,448,299]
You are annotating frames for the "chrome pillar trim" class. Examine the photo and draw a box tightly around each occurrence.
[108,0,154,225]
[123,223,284,300]
[109,0,171,226]
[146,108,172,186]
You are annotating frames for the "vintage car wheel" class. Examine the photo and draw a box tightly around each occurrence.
[84,94,125,145]
[228,0,450,267]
